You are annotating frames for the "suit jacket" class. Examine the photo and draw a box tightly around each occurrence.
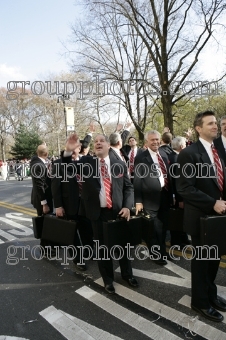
[176,140,226,235]
[30,156,53,214]
[159,144,174,155]
[134,148,172,212]
[61,153,134,221]
[122,145,144,158]
[214,136,226,166]
[51,158,80,216]
[168,151,183,204]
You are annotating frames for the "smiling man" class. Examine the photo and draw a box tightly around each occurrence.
[62,133,138,294]
[177,110,226,322]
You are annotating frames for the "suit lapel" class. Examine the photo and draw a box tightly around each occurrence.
[197,140,220,190]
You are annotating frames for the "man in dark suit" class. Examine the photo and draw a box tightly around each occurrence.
[51,141,93,271]
[30,145,53,251]
[122,136,143,182]
[214,115,226,165]
[159,132,174,155]
[62,133,138,294]
[134,130,172,265]
[177,110,226,322]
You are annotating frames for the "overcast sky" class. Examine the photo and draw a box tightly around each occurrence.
[0,0,225,89]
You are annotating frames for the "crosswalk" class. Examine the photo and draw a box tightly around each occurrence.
[0,210,226,338]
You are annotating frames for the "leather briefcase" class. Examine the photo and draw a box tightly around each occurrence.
[42,215,77,246]
[32,216,44,239]
[103,216,143,249]
[168,208,184,231]
[200,215,226,255]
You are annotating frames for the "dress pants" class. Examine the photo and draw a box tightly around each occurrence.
[144,188,170,257]
[191,235,220,309]
[92,208,133,285]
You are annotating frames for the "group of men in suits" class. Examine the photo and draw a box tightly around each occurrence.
[30,111,226,322]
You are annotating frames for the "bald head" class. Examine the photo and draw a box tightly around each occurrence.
[37,145,48,158]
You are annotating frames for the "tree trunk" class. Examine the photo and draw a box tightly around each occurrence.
[161,94,174,135]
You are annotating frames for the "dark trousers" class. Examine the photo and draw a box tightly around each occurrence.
[191,235,220,309]
[144,188,170,257]
[92,208,133,285]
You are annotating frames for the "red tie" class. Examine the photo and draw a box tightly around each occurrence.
[212,145,224,192]
[157,153,168,190]
[76,174,82,196]
[100,158,112,209]
[129,149,135,173]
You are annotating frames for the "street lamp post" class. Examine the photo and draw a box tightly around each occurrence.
[57,94,70,138]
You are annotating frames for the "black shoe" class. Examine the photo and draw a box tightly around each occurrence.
[122,277,139,287]
[105,284,115,294]
[191,304,224,322]
[75,263,87,271]
[210,297,226,312]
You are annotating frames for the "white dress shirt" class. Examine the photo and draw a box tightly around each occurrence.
[148,148,165,188]
[99,155,112,208]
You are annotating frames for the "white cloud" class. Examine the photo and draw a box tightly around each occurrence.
[0,64,27,88]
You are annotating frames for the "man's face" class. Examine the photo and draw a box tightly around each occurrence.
[196,115,218,142]
[221,119,226,137]
[146,133,160,152]
[72,145,81,160]
[94,135,110,158]
[128,138,137,147]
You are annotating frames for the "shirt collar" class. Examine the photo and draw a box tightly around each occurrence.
[199,137,212,149]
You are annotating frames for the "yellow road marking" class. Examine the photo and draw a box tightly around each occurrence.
[0,201,36,216]
[0,201,35,213]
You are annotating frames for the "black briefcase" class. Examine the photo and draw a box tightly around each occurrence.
[168,208,184,231]
[32,216,44,239]
[200,215,226,255]
[42,215,77,246]
[103,216,143,249]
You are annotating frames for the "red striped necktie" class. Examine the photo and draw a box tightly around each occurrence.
[129,149,135,173]
[211,144,224,192]
[76,174,82,196]
[157,152,168,190]
[100,158,112,209]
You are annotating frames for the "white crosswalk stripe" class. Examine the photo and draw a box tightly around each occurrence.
[94,278,226,340]
[76,285,183,340]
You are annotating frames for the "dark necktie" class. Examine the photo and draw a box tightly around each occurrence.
[211,144,224,192]
[76,174,82,196]
[157,152,168,190]
[100,158,112,208]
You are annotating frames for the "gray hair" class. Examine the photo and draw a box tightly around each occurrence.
[220,116,226,125]
[171,136,186,151]
[144,130,161,141]
[109,133,122,146]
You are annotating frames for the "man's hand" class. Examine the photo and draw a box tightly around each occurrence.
[89,122,96,132]
[213,200,226,214]
[119,207,130,221]
[163,127,170,133]
[135,203,143,215]
[56,207,65,217]
[125,122,133,129]
[43,204,50,214]
[116,123,123,131]
[178,202,184,209]
[65,134,80,152]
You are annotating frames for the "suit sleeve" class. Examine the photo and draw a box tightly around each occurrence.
[122,163,134,209]
[31,163,47,202]
[51,161,63,208]
[121,130,130,146]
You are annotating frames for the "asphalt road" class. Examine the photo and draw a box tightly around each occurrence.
[0,178,226,340]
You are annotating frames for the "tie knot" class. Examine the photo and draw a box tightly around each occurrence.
[100,158,105,164]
